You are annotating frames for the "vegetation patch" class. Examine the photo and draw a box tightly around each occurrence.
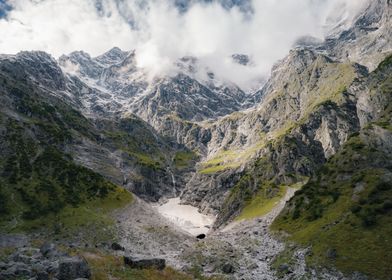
[79,249,222,280]
[78,250,192,280]
[173,151,197,170]
[272,130,392,279]
[1,187,132,244]
[199,137,268,175]
[236,185,287,221]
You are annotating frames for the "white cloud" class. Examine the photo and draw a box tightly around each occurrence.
[0,0,370,90]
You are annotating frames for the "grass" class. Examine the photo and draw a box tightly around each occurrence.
[199,137,268,175]
[199,162,241,174]
[174,151,197,170]
[81,251,193,280]
[271,128,392,279]
[236,185,287,220]
[270,244,298,278]
[236,181,305,221]
[199,150,240,174]
[80,250,223,280]
[1,187,133,244]
[0,247,14,262]
[128,151,163,170]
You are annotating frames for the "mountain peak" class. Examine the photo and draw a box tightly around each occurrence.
[95,47,130,66]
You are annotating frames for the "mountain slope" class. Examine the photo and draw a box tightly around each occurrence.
[323,0,392,71]
[180,49,368,219]
[0,51,192,206]
[271,54,392,280]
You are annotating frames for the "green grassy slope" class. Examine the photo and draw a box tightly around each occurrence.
[0,58,161,234]
[272,127,392,279]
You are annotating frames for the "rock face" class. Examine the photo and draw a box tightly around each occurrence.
[124,256,166,270]
[323,0,392,71]
[59,48,252,127]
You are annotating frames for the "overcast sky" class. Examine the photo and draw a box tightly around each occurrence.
[0,0,369,89]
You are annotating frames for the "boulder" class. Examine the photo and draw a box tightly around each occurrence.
[46,260,59,274]
[278,264,291,274]
[124,256,165,270]
[58,257,91,280]
[40,243,58,259]
[0,261,7,269]
[326,248,338,259]
[111,242,125,251]
[221,263,235,274]
[37,271,50,280]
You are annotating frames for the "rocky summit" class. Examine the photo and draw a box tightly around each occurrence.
[0,1,392,280]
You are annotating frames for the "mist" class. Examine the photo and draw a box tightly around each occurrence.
[0,0,370,90]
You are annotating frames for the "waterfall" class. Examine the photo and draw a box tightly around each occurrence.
[167,167,176,189]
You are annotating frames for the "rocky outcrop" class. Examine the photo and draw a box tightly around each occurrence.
[58,257,91,280]
[0,244,91,280]
[124,256,166,270]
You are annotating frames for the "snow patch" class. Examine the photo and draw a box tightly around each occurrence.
[155,198,215,236]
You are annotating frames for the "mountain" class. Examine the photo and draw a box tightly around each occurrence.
[272,54,392,279]
[0,0,391,279]
[59,47,252,125]
[0,51,195,205]
[322,0,392,70]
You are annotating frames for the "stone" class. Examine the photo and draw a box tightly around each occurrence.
[278,264,290,273]
[221,263,235,274]
[247,263,259,270]
[36,271,50,280]
[124,256,166,270]
[58,257,91,280]
[326,248,338,259]
[46,260,59,274]
[111,242,125,251]
[40,243,57,258]
[13,253,33,264]
[0,261,7,269]
[31,263,46,273]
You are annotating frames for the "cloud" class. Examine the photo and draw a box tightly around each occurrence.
[0,0,370,90]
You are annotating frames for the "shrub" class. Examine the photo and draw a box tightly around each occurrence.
[376,182,392,191]
[350,205,362,214]
[360,209,377,227]
[0,188,9,215]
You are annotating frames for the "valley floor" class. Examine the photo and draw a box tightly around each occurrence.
[114,189,359,280]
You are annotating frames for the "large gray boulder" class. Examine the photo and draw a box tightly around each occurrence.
[123,256,166,270]
[40,243,59,259]
[58,257,91,280]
